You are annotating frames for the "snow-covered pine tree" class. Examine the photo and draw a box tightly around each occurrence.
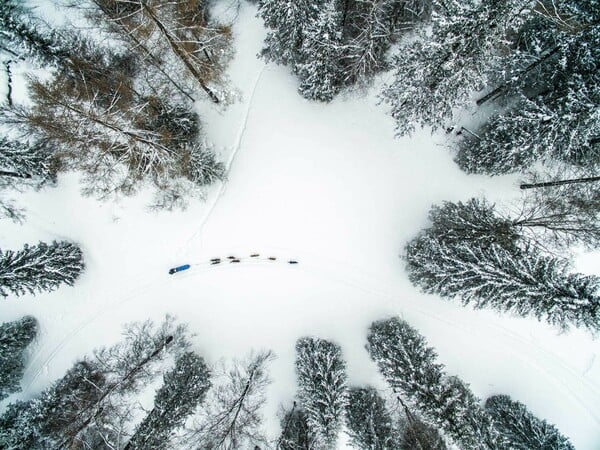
[181,350,274,449]
[125,351,211,450]
[399,416,447,450]
[456,4,600,174]
[277,403,316,450]
[295,337,348,449]
[485,395,574,450]
[381,0,527,136]
[88,0,231,104]
[0,138,56,187]
[0,359,108,449]
[340,0,430,86]
[345,386,400,449]
[0,0,69,66]
[0,241,84,298]
[0,137,57,222]
[296,1,345,102]
[366,317,504,450]
[259,0,324,68]
[405,227,600,332]
[425,198,519,250]
[0,316,189,449]
[0,316,37,401]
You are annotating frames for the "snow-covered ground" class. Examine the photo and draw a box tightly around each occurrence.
[1,2,600,448]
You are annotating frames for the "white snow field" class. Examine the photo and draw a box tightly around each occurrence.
[1,2,600,448]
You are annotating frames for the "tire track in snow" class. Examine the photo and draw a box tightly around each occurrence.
[178,65,268,257]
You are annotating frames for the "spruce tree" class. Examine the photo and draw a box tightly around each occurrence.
[405,228,600,332]
[345,386,400,449]
[0,316,189,449]
[456,4,600,174]
[0,137,56,187]
[278,403,315,450]
[125,351,211,450]
[296,1,344,102]
[366,318,504,450]
[295,337,348,449]
[0,241,84,298]
[381,0,526,135]
[485,395,574,450]
[0,316,37,401]
[0,0,68,66]
[259,0,324,68]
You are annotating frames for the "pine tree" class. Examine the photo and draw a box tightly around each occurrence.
[340,0,430,85]
[0,0,68,66]
[0,316,37,401]
[295,337,348,449]
[296,1,345,102]
[259,0,324,68]
[277,403,316,450]
[0,316,189,449]
[125,351,211,450]
[345,386,400,449]
[485,395,574,450]
[399,417,447,450]
[366,318,504,450]
[405,227,600,332]
[182,350,274,449]
[456,3,600,174]
[0,241,84,298]
[0,137,56,187]
[381,0,526,135]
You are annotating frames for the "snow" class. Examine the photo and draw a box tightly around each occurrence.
[1,2,599,449]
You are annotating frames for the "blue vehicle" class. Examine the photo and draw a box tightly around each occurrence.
[169,264,191,275]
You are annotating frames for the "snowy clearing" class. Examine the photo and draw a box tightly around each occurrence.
[1,2,599,448]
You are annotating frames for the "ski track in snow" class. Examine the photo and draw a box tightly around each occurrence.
[177,64,267,259]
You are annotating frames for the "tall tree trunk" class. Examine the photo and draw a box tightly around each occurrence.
[140,1,220,104]
[4,60,13,107]
[59,336,174,449]
[0,170,31,179]
[476,46,561,106]
[520,176,600,189]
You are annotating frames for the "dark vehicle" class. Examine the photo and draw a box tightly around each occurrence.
[288,260,298,265]
[169,264,191,274]
[250,253,260,257]
[211,260,221,265]
[231,259,241,263]
[268,257,277,261]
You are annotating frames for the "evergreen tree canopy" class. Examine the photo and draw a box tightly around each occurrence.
[485,395,574,450]
[125,351,211,450]
[381,0,527,135]
[295,336,348,449]
[457,2,600,174]
[278,403,315,450]
[405,228,600,332]
[0,241,84,298]
[0,316,189,449]
[0,137,56,186]
[296,1,344,102]
[366,317,504,450]
[0,316,37,401]
[345,386,400,449]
